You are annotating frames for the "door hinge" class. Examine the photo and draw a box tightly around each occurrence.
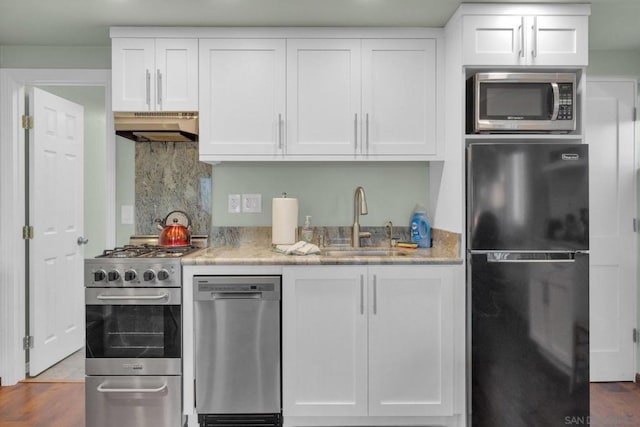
[634,218,638,233]
[634,328,638,343]
[22,225,34,240]
[633,107,637,122]
[21,115,33,129]
[23,336,33,350]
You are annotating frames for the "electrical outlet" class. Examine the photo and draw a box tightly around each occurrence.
[242,194,262,213]
[228,194,241,213]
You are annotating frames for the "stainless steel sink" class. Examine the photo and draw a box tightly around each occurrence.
[321,247,409,257]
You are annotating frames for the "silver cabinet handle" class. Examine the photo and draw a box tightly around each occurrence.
[531,16,538,58]
[360,275,364,315]
[278,113,283,150]
[77,236,89,245]
[145,69,151,107]
[519,17,525,58]
[372,275,377,315]
[156,69,162,109]
[96,293,169,301]
[365,113,370,154]
[354,113,358,152]
[97,383,168,394]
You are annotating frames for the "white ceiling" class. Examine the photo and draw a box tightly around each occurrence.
[0,0,638,51]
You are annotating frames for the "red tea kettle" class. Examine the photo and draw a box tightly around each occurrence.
[157,210,192,246]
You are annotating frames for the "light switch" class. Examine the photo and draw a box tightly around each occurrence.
[121,205,134,225]
[242,194,262,213]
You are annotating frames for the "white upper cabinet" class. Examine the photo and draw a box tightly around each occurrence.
[112,38,198,111]
[362,39,438,156]
[286,39,361,156]
[463,14,588,66]
[287,38,439,158]
[199,39,286,158]
[112,38,155,111]
[155,39,199,111]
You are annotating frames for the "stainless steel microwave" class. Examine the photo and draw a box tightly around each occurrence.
[469,72,577,133]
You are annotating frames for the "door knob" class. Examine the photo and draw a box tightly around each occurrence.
[77,236,89,245]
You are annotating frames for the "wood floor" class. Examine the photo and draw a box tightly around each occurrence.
[0,381,638,426]
[0,381,84,427]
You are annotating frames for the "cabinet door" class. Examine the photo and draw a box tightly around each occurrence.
[463,15,526,66]
[112,38,155,111]
[362,39,437,156]
[286,39,361,156]
[282,266,368,416]
[368,266,454,416]
[529,15,588,66]
[155,39,199,111]
[199,39,285,157]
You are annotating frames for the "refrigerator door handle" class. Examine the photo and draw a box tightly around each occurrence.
[485,251,575,263]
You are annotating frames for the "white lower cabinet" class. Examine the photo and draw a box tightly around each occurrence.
[282,264,455,423]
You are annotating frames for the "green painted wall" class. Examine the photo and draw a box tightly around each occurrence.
[588,49,640,76]
[116,136,135,246]
[0,46,110,69]
[37,86,107,258]
[212,162,429,227]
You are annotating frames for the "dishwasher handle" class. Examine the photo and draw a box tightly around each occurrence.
[209,292,263,300]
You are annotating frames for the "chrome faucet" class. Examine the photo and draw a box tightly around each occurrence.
[352,186,371,248]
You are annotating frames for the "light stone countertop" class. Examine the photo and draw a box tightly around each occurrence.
[181,245,463,266]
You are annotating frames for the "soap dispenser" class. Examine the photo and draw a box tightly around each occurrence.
[301,215,314,242]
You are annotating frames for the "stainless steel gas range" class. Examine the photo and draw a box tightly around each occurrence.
[84,244,201,427]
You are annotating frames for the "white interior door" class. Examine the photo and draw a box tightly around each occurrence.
[28,87,85,376]
[586,79,637,381]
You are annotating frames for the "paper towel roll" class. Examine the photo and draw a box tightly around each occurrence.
[272,197,299,245]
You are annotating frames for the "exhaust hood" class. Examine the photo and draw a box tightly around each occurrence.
[114,112,198,142]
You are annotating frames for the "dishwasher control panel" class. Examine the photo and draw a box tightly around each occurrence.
[194,275,281,301]
[197,283,275,292]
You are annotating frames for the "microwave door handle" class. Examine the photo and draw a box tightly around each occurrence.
[551,82,560,120]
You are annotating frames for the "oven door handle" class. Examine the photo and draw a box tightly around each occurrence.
[97,383,168,394]
[96,293,169,301]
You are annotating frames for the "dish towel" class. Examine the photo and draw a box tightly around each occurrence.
[274,241,321,255]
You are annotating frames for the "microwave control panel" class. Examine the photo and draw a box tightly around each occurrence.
[557,83,574,121]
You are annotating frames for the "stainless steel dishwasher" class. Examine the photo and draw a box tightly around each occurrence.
[194,275,281,427]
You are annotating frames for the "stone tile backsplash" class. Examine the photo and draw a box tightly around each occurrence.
[135,141,212,236]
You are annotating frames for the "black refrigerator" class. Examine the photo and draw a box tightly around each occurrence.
[467,143,589,427]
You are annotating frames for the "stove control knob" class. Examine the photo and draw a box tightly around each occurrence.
[94,270,106,282]
[124,270,137,281]
[143,270,156,281]
[107,270,120,282]
[157,269,170,281]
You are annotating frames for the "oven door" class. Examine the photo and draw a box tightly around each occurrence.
[85,288,181,375]
[86,375,182,427]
